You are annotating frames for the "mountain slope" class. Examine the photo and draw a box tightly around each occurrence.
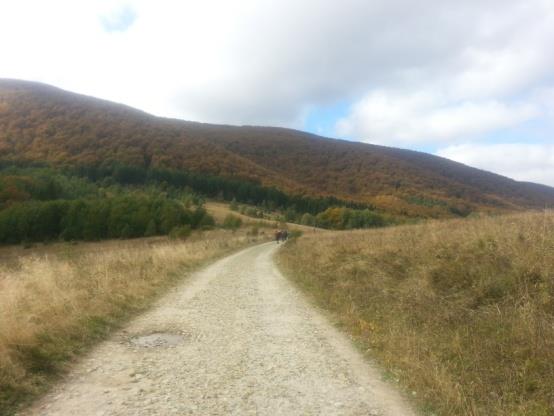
[1,79,553,217]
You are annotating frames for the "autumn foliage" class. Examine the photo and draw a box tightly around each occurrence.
[1,79,554,219]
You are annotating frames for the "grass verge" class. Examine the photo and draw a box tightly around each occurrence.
[0,229,266,415]
[277,212,553,416]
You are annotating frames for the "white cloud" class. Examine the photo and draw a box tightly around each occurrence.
[437,143,554,186]
[534,87,554,120]
[336,91,539,144]
[332,0,554,144]
[0,0,553,155]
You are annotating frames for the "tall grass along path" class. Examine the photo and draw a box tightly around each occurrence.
[18,242,415,416]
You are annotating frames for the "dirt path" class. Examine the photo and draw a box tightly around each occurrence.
[19,243,416,416]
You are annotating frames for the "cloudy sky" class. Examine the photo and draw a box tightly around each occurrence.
[1,0,553,185]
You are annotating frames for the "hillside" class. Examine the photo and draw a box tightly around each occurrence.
[277,213,554,415]
[2,79,554,217]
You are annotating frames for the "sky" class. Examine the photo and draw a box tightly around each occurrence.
[1,0,553,185]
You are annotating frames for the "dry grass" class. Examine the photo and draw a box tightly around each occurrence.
[277,212,554,416]
[204,201,325,234]
[0,229,266,414]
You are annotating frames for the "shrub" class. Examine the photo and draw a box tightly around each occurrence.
[144,219,157,237]
[287,230,303,239]
[169,225,192,240]
[300,213,316,226]
[223,214,242,230]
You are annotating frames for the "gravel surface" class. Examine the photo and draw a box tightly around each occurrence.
[19,242,416,416]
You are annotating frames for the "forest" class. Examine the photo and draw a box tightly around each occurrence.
[0,164,213,244]
[65,162,369,215]
[3,79,554,221]
[0,162,390,244]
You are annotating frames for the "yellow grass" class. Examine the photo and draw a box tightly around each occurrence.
[0,229,266,414]
[204,201,325,234]
[277,212,554,415]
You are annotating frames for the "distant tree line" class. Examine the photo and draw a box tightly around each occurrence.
[300,207,389,229]
[0,161,392,244]
[0,164,214,244]
[66,163,370,216]
[233,200,391,230]
[0,169,98,206]
[0,194,213,244]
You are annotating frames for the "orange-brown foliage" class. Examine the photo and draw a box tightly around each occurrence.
[1,79,554,218]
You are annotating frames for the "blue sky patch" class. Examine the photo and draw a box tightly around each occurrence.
[100,5,137,33]
[303,101,351,139]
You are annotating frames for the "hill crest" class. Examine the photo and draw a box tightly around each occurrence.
[1,78,553,217]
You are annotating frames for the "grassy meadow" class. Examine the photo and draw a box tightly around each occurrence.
[0,229,267,414]
[278,212,554,415]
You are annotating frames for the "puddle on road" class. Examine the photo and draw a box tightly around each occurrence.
[130,332,187,348]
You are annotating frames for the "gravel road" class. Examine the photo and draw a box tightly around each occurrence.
[19,242,416,416]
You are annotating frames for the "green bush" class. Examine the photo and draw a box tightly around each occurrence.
[144,219,157,237]
[300,213,316,226]
[288,230,303,239]
[223,214,242,230]
[0,192,214,244]
[169,225,192,240]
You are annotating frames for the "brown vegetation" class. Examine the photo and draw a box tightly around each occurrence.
[277,213,554,415]
[2,79,554,218]
[204,201,324,233]
[0,230,266,414]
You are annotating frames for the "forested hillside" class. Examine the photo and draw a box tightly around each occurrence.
[0,165,216,244]
[0,162,396,242]
[2,79,554,218]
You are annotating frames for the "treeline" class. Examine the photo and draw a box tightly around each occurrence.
[0,164,214,244]
[67,163,394,230]
[0,194,213,244]
[234,202,391,230]
[0,162,392,243]
[0,168,98,206]
[67,163,369,215]
[299,207,389,229]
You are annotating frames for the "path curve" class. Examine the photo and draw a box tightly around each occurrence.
[20,242,416,416]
